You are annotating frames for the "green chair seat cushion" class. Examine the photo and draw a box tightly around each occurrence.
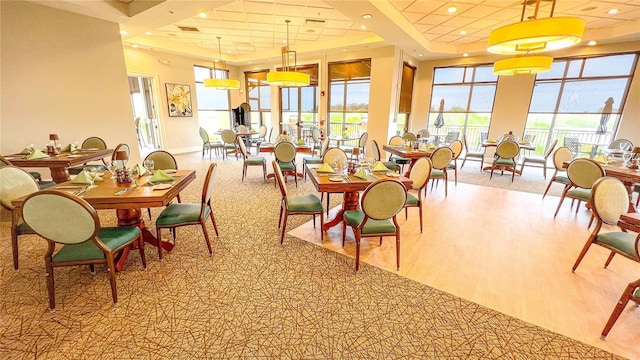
[405,193,419,205]
[597,232,639,258]
[223,144,236,149]
[288,194,323,213]
[303,157,322,164]
[278,161,295,171]
[344,210,397,234]
[446,163,456,169]
[391,156,411,165]
[383,162,401,171]
[567,188,592,201]
[245,157,265,165]
[431,169,445,179]
[465,152,484,158]
[52,226,141,263]
[156,203,209,227]
[555,175,570,184]
[495,158,516,166]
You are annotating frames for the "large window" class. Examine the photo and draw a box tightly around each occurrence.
[428,65,497,148]
[194,65,232,134]
[328,59,371,138]
[280,64,319,141]
[524,53,637,156]
[245,70,271,131]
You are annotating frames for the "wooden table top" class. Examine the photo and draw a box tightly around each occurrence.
[4,149,113,167]
[382,144,435,159]
[306,164,413,193]
[12,170,196,210]
[618,212,640,233]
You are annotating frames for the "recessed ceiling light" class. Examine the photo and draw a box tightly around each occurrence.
[448,6,457,13]
[360,25,367,30]
[198,11,207,18]
[282,40,287,44]
[463,53,469,57]
[227,50,232,54]
[120,30,128,35]
[588,40,597,46]
[607,8,619,14]
[460,30,467,35]
[145,31,152,35]
[362,14,372,19]
[417,54,423,57]
[342,48,348,51]
[131,44,139,48]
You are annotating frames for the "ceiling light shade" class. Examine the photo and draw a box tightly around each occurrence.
[493,56,553,75]
[267,20,310,87]
[487,0,585,55]
[204,36,240,90]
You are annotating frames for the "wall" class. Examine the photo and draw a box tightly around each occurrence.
[1,1,141,166]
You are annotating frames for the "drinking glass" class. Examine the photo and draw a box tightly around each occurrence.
[144,159,155,175]
[130,166,140,186]
[108,161,118,181]
[622,151,632,165]
[84,167,97,189]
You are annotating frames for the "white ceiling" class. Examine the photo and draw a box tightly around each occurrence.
[30,0,640,64]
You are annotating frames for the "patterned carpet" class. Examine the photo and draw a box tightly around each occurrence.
[0,152,620,359]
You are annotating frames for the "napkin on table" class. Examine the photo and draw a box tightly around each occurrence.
[149,169,174,182]
[593,155,608,164]
[316,163,335,173]
[354,167,367,180]
[372,162,389,172]
[19,148,32,155]
[61,143,77,152]
[71,171,103,184]
[135,164,147,176]
[27,149,49,160]
[488,137,497,143]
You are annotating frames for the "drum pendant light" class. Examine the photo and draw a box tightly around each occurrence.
[204,37,240,90]
[267,20,310,87]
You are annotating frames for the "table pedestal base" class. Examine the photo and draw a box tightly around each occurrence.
[115,208,174,271]
[323,192,359,230]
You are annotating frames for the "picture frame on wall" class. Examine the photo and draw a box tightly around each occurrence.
[165,83,193,117]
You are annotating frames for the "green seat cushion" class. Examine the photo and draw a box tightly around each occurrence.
[555,175,570,184]
[495,158,515,166]
[344,210,397,234]
[279,161,295,171]
[383,161,401,171]
[597,232,639,258]
[405,193,419,205]
[156,203,208,227]
[52,226,141,263]
[446,163,456,169]
[223,144,236,149]
[567,188,592,201]
[391,156,411,165]
[431,169,445,179]
[303,157,322,164]
[245,157,265,165]
[288,194,323,213]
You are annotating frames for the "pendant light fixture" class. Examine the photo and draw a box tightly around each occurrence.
[488,0,585,75]
[267,20,310,87]
[204,36,240,90]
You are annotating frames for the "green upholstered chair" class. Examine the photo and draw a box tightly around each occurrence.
[155,163,219,260]
[608,138,633,152]
[0,166,40,270]
[199,127,222,159]
[21,189,145,310]
[221,129,238,160]
[460,134,485,171]
[302,137,330,180]
[144,150,183,219]
[417,129,430,139]
[445,139,463,185]
[237,136,266,181]
[428,146,453,196]
[520,139,558,179]
[320,147,348,213]
[274,141,298,188]
[553,158,605,219]
[371,139,401,173]
[0,154,55,189]
[344,132,368,160]
[601,277,640,340]
[272,161,324,245]
[388,136,410,172]
[249,125,268,154]
[403,158,432,233]
[543,146,574,198]
[68,136,108,175]
[402,132,417,142]
[489,140,520,182]
[342,179,407,273]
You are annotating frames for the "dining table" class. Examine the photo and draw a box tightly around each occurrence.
[306,164,412,230]
[382,144,435,177]
[3,149,113,183]
[11,169,196,271]
[481,140,536,175]
[329,135,361,149]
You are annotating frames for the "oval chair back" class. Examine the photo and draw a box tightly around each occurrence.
[82,136,107,150]
[312,128,321,143]
[361,179,407,221]
[322,148,347,165]
[221,129,236,144]
[591,177,630,225]
[417,129,429,138]
[608,139,633,151]
[237,125,248,133]
[567,158,605,190]
[258,125,268,138]
[237,138,250,159]
[409,158,432,191]
[496,141,520,159]
[371,139,382,162]
[319,137,330,157]
[402,133,416,142]
[0,166,40,210]
[199,127,209,143]
[553,146,574,171]
[274,141,296,163]
[359,132,369,148]
[145,150,178,170]
[449,140,463,160]
[389,136,404,146]
[430,147,453,170]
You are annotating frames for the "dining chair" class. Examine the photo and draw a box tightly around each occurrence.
[155,163,219,259]
[274,141,298,188]
[403,158,432,233]
[221,129,238,160]
[520,139,558,179]
[310,128,323,156]
[445,139,463,185]
[608,139,634,152]
[21,189,146,310]
[542,146,574,198]
[600,277,640,340]
[520,134,537,156]
[553,158,605,219]
[371,140,401,173]
[143,150,183,220]
[460,134,485,171]
[237,136,266,181]
[199,127,221,159]
[563,137,581,158]
[68,136,108,175]
[344,132,368,160]
[249,125,268,155]
[342,179,407,273]
[388,136,410,173]
[417,129,430,139]
[443,131,460,145]
[302,137,330,180]
[489,141,520,182]
[272,161,324,245]
[428,146,454,196]
[0,155,55,189]
[320,147,348,213]
[237,125,248,133]
[0,166,41,271]
[402,132,417,142]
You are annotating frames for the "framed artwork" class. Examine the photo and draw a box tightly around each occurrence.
[165,83,193,117]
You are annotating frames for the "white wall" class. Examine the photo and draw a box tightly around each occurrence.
[1,1,141,166]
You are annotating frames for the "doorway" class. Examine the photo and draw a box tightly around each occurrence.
[128,75,162,154]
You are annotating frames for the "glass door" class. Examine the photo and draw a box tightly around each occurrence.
[128,76,162,153]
